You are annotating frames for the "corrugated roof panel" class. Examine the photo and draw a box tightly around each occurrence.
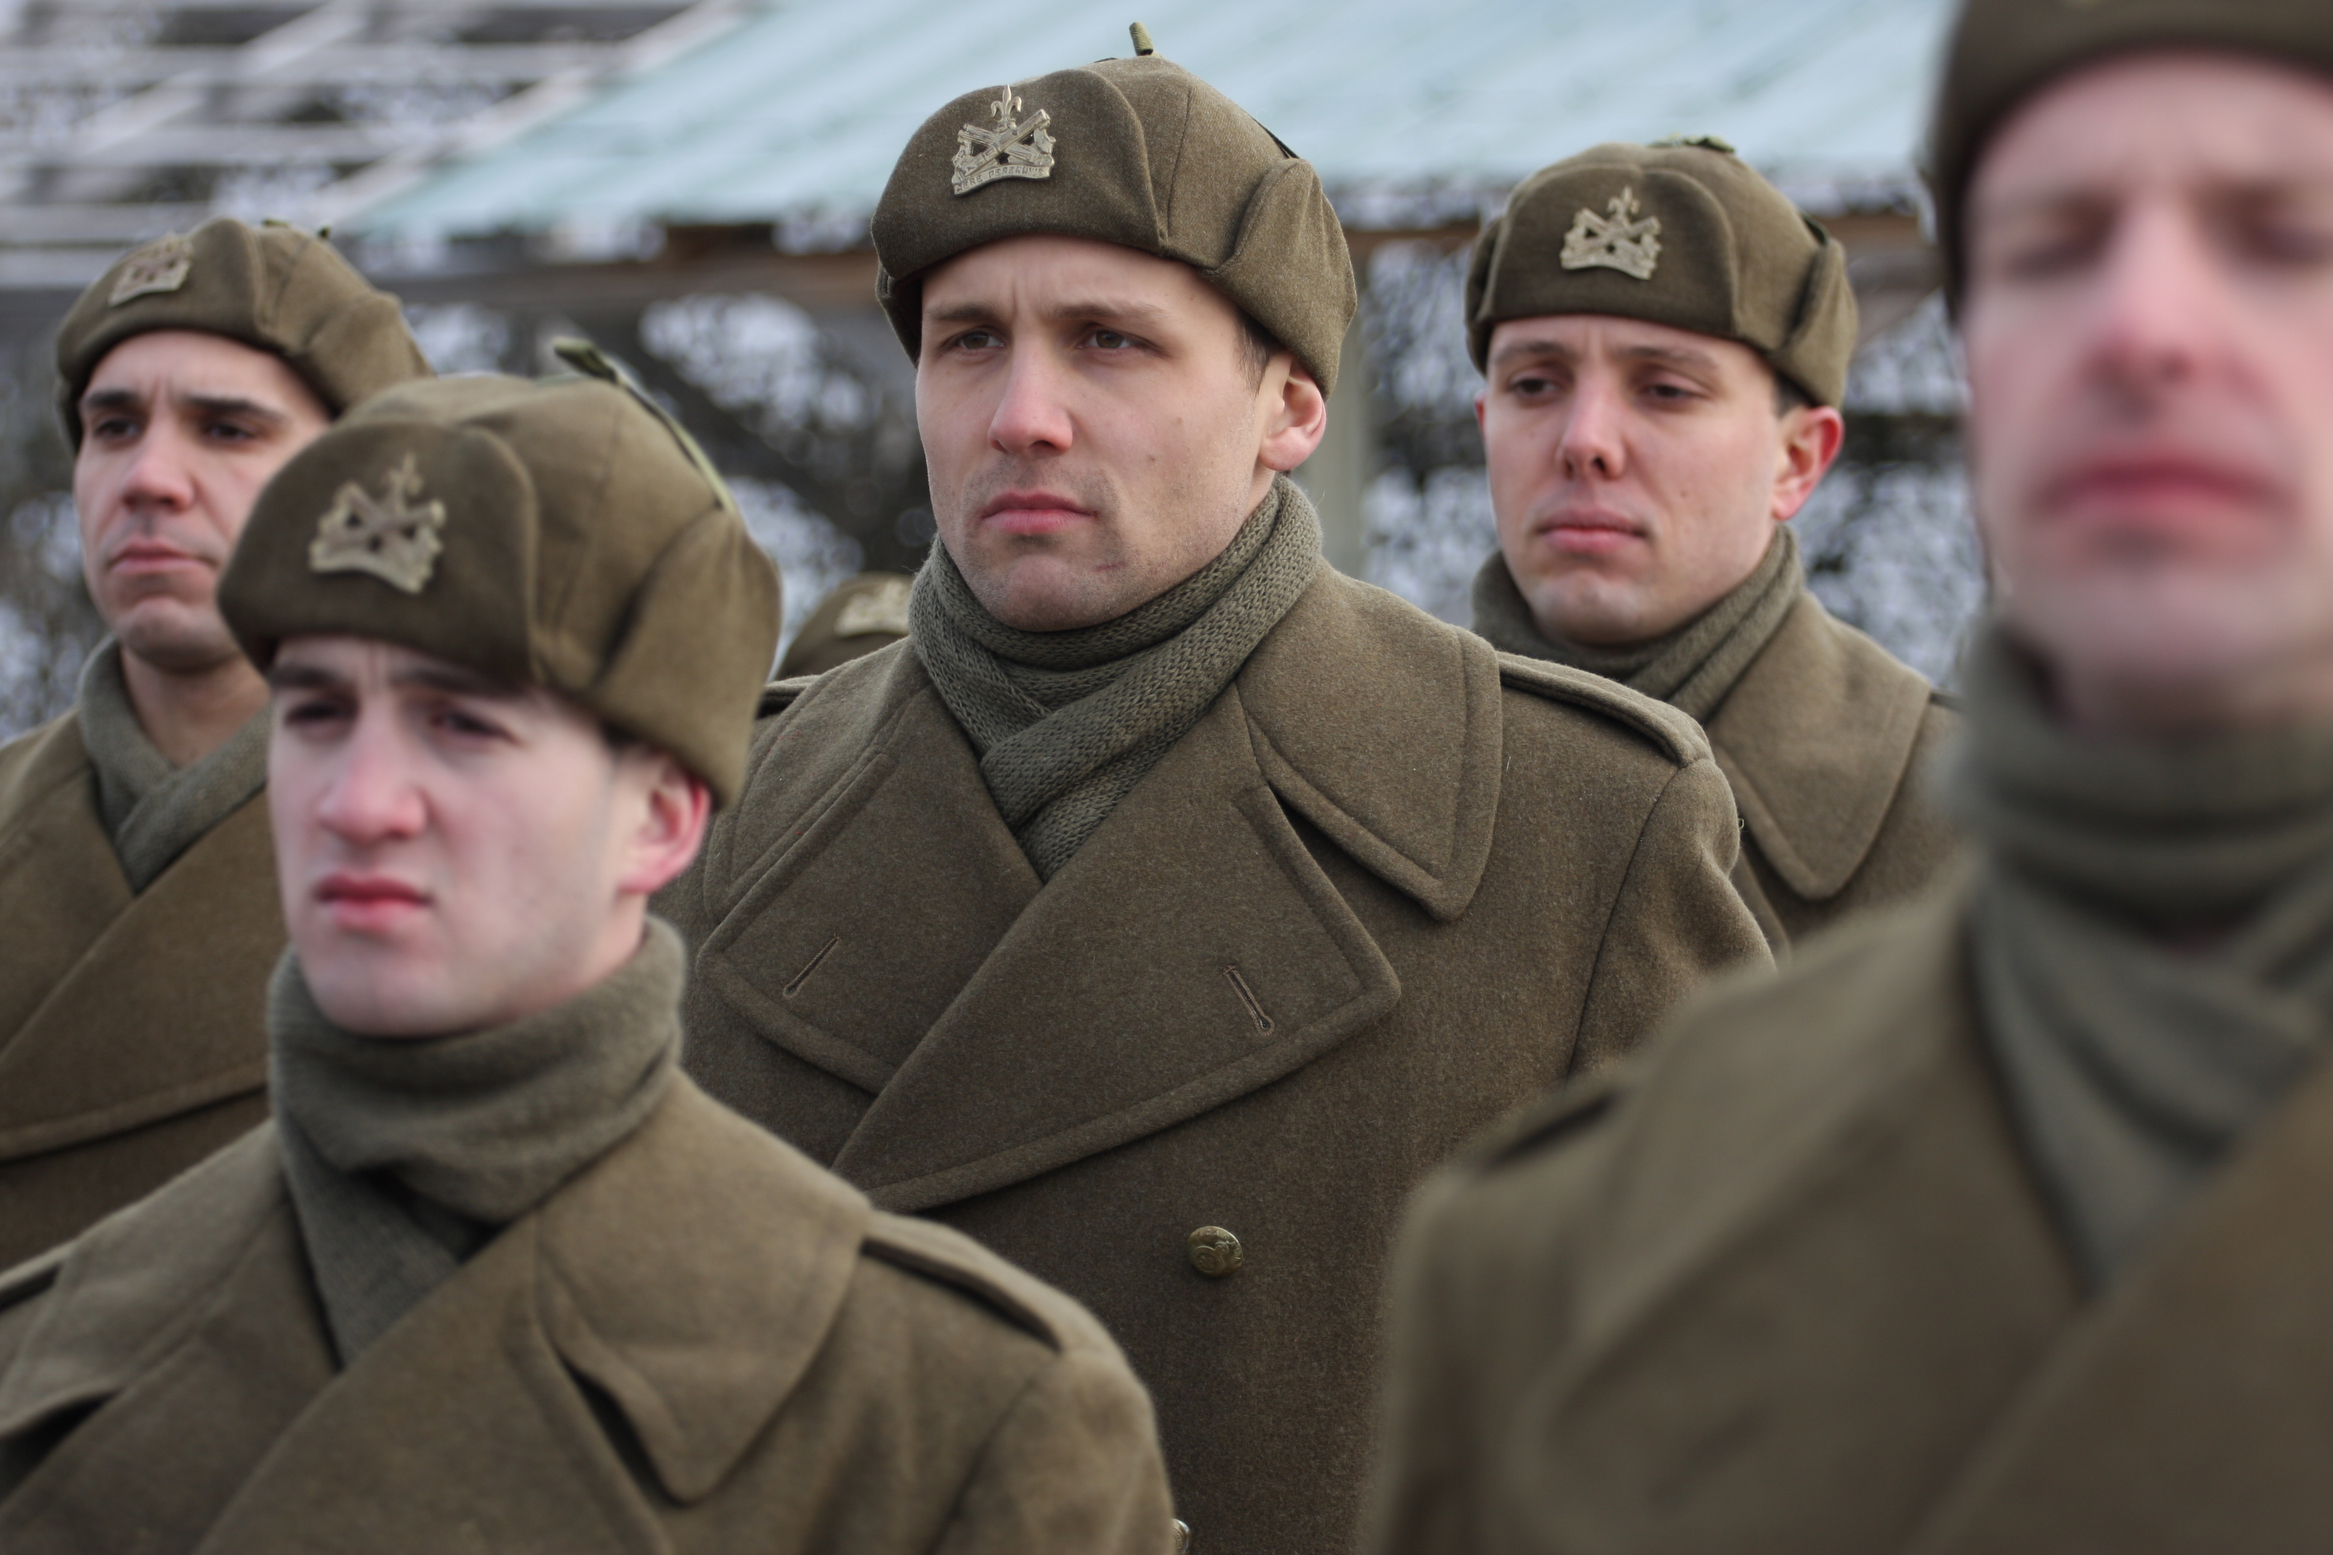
[352,0,1956,238]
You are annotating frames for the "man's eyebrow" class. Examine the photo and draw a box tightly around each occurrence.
[1489,337,1577,370]
[389,662,529,702]
[265,661,350,695]
[1614,342,1723,374]
[180,393,292,425]
[925,297,1173,328]
[79,386,144,415]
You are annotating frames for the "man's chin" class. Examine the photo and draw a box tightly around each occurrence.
[112,606,242,675]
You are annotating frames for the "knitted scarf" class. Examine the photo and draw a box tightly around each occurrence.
[270,921,683,1365]
[1471,526,1802,722]
[910,475,1322,880]
[1945,631,2333,1289]
[76,638,268,892]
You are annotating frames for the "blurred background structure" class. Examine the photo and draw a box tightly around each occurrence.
[0,0,1977,740]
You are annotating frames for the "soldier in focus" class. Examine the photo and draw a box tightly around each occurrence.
[1370,2,2333,1550]
[1468,141,1959,952]
[0,219,429,1267]
[663,33,1768,1555]
[0,370,1175,1553]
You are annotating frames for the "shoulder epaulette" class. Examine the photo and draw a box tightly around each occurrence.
[756,675,820,720]
[1493,654,1711,767]
[862,1216,1061,1350]
[0,1241,69,1317]
[1929,687,1966,715]
[1464,1066,1630,1174]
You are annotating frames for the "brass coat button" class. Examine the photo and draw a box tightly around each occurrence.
[1188,1226,1242,1277]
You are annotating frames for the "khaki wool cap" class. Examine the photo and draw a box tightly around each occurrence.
[1466,139,1858,408]
[868,40,1357,393]
[218,371,781,807]
[55,216,431,445]
[1930,0,2333,301]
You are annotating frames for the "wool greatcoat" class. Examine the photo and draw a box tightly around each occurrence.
[0,1076,1175,1553]
[1369,869,2333,1555]
[1706,591,1961,951]
[0,710,277,1269]
[664,567,1771,1555]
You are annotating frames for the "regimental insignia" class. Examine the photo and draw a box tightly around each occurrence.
[309,454,448,593]
[952,85,1055,196]
[108,234,193,306]
[1560,187,1663,281]
[835,576,912,638]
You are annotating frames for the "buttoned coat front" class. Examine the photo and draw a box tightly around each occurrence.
[0,1077,1175,1555]
[1372,874,2333,1555]
[0,710,278,1268]
[665,568,1770,1555]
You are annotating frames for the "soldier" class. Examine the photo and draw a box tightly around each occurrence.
[779,570,914,677]
[0,219,430,1267]
[1369,3,2333,1551]
[1467,141,1960,952]
[0,370,1176,1553]
[663,35,1769,1555]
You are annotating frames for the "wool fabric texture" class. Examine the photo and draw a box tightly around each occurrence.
[910,475,1321,879]
[1929,0,2333,303]
[1944,631,2333,1287]
[269,921,684,1364]
[1472,526,1801,723]
[54,217,429,445]
[74,638,268,893]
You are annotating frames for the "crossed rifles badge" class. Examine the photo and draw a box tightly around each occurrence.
[309,453,448,594]
[952,85,1055,195]
[1561,187,1663,281]
[108,233,193,306]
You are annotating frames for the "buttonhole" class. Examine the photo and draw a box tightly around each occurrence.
[1223,965,1274,1037]
[784,935,841,999]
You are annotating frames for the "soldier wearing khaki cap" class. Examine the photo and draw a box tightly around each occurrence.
[0,218,430,1269]
[1369,3,2333,1551]
[1467,140,1960,953]
[0,370,1177,1553]
[662,29,1768,1555]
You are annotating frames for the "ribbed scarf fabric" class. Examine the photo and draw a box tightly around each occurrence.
[270,921,684,1366]
[1471,526,1802,722]
[1944,631,2333,1289]
[910,475,1323,880]
[76,638,268,892]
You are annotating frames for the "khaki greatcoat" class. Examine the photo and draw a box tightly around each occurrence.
[0,711,278,1268]
[0,1076,1174,1554]
[1372,871,2333,1555]
[1701,590,1961,950]
[664,567,1771,1555]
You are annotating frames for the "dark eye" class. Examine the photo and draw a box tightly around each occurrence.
[279,695,349,730]
[203,420,257,444]
[1089,328,1134,350]
[950,327,1004,352]
[88,414,140,441]
[1507,372,1558,398]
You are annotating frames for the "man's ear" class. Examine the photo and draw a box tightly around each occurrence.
[618,751,712,898]
[1259,356,1329,474]
[1772,403,1846,521]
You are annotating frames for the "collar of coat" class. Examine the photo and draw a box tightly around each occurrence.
[1702,590,1938,902]
[0,1079,881,1508]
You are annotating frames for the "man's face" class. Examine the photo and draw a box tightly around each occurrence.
[916,234,1326,632]
[1477,314,1842,645]
[266,636,708,1038]
[74,330,332,675]
[1964,53,2333,733]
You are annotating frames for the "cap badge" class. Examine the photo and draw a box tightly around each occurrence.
[108,234,193,306]
[952,86,1055,195]
[835,576,913,638]
[1561,187,1662,281]
[309,453,448,594]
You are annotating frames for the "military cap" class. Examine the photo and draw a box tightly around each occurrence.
[869,37,1357,393]
[778,571,913,679]
[1930,0,2333,301]
[55,216,431,446]
[1465,139,1858,408]
[218,371,781,806]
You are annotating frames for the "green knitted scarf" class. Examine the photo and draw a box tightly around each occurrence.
[910,475,1322,880]
[76,638,268,892]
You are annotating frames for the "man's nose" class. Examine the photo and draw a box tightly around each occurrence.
[313,716,428,845]
[1556,373,1629,481]
[115,422,197,513]
[988,346,1076,457]
[2084,200,2228,401]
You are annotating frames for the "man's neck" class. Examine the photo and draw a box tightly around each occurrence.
[119,648,268,766]
[2049,654,2333,742]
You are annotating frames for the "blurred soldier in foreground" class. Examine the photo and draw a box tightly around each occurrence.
[0,219,428,1267]
[779,570,914,677]
[0,372,1174,1553]
[1468,141,1958,952]
[662,32,1767,1555]
[1370,2,2333,1551]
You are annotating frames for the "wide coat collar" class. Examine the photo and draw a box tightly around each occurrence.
[0,1081,871,1547]
[1704,591,1936,902]
[0,711,277,1162]
[691,570,1508,1214]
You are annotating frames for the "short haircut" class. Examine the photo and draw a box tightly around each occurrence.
[1774,370,1815,418]
[1236,309,1284,389]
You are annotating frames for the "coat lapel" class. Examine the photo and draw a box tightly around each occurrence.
[1902,1026,2333,1555]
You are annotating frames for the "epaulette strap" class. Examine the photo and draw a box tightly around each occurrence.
[757,675,818,719]
[1468,1067,1629,1172]
[861,1226,1062,1350]
[1493,654,1711,767]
